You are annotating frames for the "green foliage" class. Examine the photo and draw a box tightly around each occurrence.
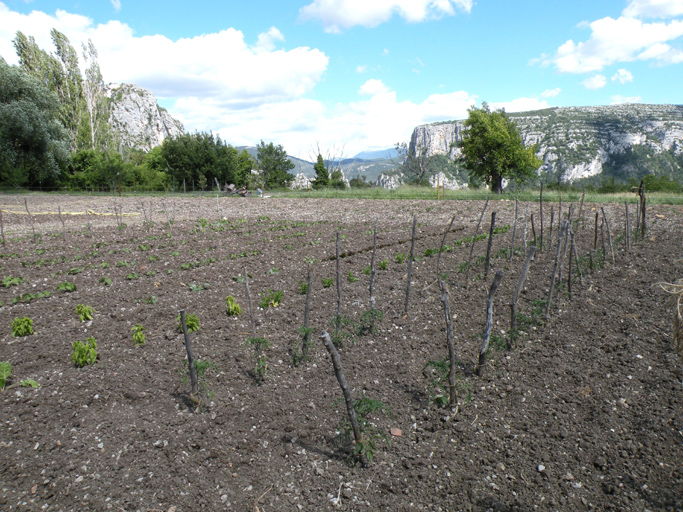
[75,304,93,322]
[245,337,270,383]
[259,289,283,308]
[312,154,329,189]
[11,293,36,304]
[72,337,97,367]
[339,393,392,464]
[322,277,334,288]
[67,266,83,275]
[146,295,158,304]
[362,265,371,275]
[99,277,112,286]
[395,253,406,264]
[225,295,242,316]
[0,362,39,392]
[291,326,315,366]
[56,281,76,292]
[256,140,295,188]
[348,271,359,283]
[2,276,22,287]
[11,317,33,337]
[177,313,200,333]
[298,281,309,295]
[131,324,146,346]
[378,259,388,270]
[457,103,542,193]
[330,315,356,348]
[357,309,383,336]
[423,358,471,407]
[188,282,210,291]
[182,359,219,400]
[126,272,139,280]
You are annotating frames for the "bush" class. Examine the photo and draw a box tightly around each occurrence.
[177,313,200,333]
[56,281,76,292]
[11,317,33,337]
[226,296,242,316]
[72,337,98,367]
[75,304,94,322]
[259,289,283,308]
[132,324,146,346]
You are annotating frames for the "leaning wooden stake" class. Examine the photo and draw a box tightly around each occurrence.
[320,330,367,466]
[484,211,496,278]
[180,310,198,398]
[244,268,256,335]
[539,184,543,251]
[571,233,583,286]
[549,206,554,249]
[24,198,37,242]
[593,212,599,251]
[508,196,518,262]
[546,220,568,319]
[557,223,571,286]
[634,200,640,243]
[477,271,504,377]
[369,219,378,309]
[576,188,586,232]
[0,208,5,244]
[85,209,92,237]
[601,207,615,264]
[510,246,536,332]
[438,278,457,409]
[436,214,456,279]
[640,193,647,238]
[523,202,529,249]
[404,214,417,314]
[624,201,630,252]
[465,197,489,288]
[58,206,67,241]
[530,213,537,247]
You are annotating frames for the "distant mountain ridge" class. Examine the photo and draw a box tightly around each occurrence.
[409,103,683,186]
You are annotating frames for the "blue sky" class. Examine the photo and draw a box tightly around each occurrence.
[1,0,682,158]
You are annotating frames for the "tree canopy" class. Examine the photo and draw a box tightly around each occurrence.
[256,140,295,188]
[311,154,329,189]
[457,103,542,193]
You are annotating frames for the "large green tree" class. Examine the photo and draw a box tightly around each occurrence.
[457,103,541,193]
[256,140,295,188]
[0,58,70,187]
[311,153,329,189]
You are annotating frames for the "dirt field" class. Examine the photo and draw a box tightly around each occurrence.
[0,195,682,512]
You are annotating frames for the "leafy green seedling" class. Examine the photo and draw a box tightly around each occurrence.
[126,272,140,280]
[357,309,383,336]
[362,265,371,275]
[298,281,309,295]
[56,281,76,292]
[11,317,33,337]
[395,253,406,264]
[378,259,388,270]
[72,337,98,367]
[132,324,146,346]
[245,337,270,383]
[189,282,210,291]
[0,362,39,392]
[146,295,158,304]
[177,313,200,333]
[2,276,22,288]
[75,304,94,322]
[68,267,83,275]
[259,289,283,309]
[225,296,242,316]
[99,277,112,286]
[322,277,334,288]
[348,271,359,283]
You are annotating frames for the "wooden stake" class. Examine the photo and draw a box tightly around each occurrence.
[58,206,66,241]
[508,196,518,262]
[369,219,378,309]
[24,198,37,242]
[510,246,536,332]
[438,278,457,409]
[539,183,543,251]
[546,220,568,319]
[404,214,417,314]
[465,198,489,289]
[301,265,313,360]
[244,268,256,336]
[577,188,586,231]
[0,207,5,244]
[477,271,504,377]
[179,310,198,397]
[625,201,630,252]
[593,212,599,251]
[601,207,615,264]
[531,213,537,247]
[549,206,554,249]
[484,211,496,278]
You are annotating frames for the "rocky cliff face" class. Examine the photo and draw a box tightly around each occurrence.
[410,104,683,184]
[105,83,184,152]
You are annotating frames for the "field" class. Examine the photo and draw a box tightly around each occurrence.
[0,195,682,512]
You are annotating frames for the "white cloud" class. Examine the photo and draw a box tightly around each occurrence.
[358,78,390,96]
[356,65,367,73]
[611,68,634,83]
[253,27,284,52]
[623,0,683,19]
[540,87,562,98]
[541,15,683,73]
[299,0,473,33]
[582,74,607,89]
[611,94,643,104]
[111,0,121,12]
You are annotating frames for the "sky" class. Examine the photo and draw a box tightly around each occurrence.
[1,0,683,159]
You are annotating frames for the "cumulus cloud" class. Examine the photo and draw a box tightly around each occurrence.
[622,0,683,19]
[253,27,285,52]
[611,94,643,104]
[540,87,562,98]
[358,78,390,96]
[111,0,121,12]
[539,9,683,73]
[582,74,607,89]
[299,0,473,33]
[612,68,634,83]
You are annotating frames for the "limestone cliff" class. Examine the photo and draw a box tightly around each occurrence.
[409,104,683,185]
[105,83,184,152]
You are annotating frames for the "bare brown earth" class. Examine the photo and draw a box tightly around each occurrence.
[0,194,682,512]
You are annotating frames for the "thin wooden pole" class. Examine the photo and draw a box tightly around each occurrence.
[24,198,37,242]
[465,198,489,289]
[58,206,66,241]
[179,310,198,397]
[601,207,615,264]
[625,201,630,252]
[546,220,568,319]
[530,213,536,247]
[509,196,518,262]
[404,214,417,314]
[510,246,536,332]
[369,219,378,309]
[539,183,543,251]
[0,208,5,244]
[477,271,504,376]
[484,211,496,278]
[593,212,599,251]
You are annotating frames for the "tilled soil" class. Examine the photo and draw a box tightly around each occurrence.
[0,195,682,512]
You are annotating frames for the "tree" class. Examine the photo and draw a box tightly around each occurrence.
[236,149,256,186]
[256,140,294,188]
[456,103,541,193]
[81,39,111,151]
[0,58,70,187]
[161,132,237,188]
[312,154,329,189]
[395,141,438,186]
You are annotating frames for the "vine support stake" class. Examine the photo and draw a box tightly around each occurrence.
[624,201,630,252]
[484,211,496,278]
[508,196,518,262]
[24,198,37,243]
[0,207,5,244]
[404,214,417,314]
[179,310,198,397]
[477,271,504,377]
[571,233,583,286]
[439,278,457,409]
[530,213,537,247]
[539,184,543,251]
[244,267,256,336]
[546,220,568,319]
[549,206,554,250]
[320,330,367,467]
[58,206,66,241]
[601,207,615,264]
[465,197,489,289]
[369,219,378,309]
[510,246,536,332]
[301,265,313,360]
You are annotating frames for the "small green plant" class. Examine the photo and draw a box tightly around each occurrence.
[182,359,219,401]
[245,337,270,383]
[291,326,314,366]
[72,337,98,367]
[171,251,180,257]
[348,271,359,283]
[11,293,36,304]
[298,281,309,295]
[330,315,356,348]
[177,313,200,333]
[322,277,334,288]
[362,264,371,275]
[395,253,406,264]
[132,324,146,346]
[0,362,39,392]
[259,289,283,308]
[357,309,383,336]
[11,317,33,337]
[2,276,22,288]
[378,259,388,270]
[99,277,112,286]
[148,255,160,262]
[146,295,158,304]
[101,262,110,269]
[68,267,84,275]
[56,281,76,292]
[126,272,140,280]
[225,296,242,316]
[268,267,280,275]
[338,393,392,464]
[189,282,210,292]
[423,358,471,407]
[37,291,50,299]
[75,304,94,322]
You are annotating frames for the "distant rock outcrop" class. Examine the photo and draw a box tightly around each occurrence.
[410,104,683,184]
[376,173,402,189]
[290,173,311,190]
[105,83,184,152]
